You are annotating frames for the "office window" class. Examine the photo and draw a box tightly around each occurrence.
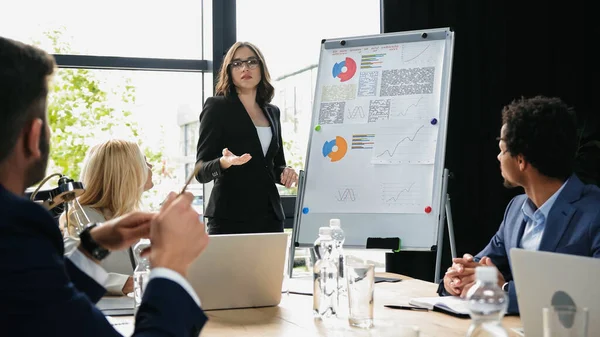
[237,0,380,195]
[1,0,212,212]
[47,69,206,210]
[182,121,200,157]
[0,0,203,59]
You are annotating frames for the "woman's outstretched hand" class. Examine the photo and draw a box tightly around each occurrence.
[219,148,252,169]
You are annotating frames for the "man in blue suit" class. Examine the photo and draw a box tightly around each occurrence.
[439,96,600,314]
[0,36,209,335]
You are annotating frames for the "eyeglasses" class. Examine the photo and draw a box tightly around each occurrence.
[229,58,260,71]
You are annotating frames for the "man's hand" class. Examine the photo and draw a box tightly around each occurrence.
[149,192,209,278]
[89,212,154,251]
[457,256,505,298]
[280,167,298,188]
[443,266,462,296]
[219,148,251,169]
[443,253,483,295]
[480,256,506,288]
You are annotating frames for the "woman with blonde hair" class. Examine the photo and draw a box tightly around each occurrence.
[61,139,153,295]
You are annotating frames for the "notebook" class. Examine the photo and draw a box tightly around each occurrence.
[408,296,470,318]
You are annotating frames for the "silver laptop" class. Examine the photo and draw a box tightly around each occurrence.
[510,248,600,337]
[187,232,288,310]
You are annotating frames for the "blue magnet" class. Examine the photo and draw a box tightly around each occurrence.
[430,118,438,125]
[302,207,309,214]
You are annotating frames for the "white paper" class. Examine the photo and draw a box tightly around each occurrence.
[106,316,134,337]
[371,121,437,164]
[304,132,434,214]
[302,39,446,215]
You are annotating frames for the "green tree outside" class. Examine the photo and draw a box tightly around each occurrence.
[38,30,169,186]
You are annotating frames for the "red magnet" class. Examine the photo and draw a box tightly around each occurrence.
[424,206,432,213]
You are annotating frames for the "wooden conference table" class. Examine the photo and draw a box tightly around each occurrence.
[108,273,522,336]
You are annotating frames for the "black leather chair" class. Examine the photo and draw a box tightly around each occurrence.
[280,195,297,229]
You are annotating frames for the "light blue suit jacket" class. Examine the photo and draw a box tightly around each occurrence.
[476,174,600,314]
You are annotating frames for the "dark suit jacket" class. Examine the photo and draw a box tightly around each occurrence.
[0,185,207,336]
[438,174,600,314]
[195,94,286,221]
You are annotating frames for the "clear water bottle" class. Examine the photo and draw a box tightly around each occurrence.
[329,218,346,295]
[63,195,90,237]
[465,266,509,337]
[313,227,338,319]
[132,239,151,314]
[313,230,325,262]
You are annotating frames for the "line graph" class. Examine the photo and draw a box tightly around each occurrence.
[400,42,439,65]
[397,96,423,115]
[376,125,424,158]
[372,123,438,164]
[389,95,433,119]
[348,106,365,119]
[378,179,432,213]
[384,182,415,203]
[402,44,430,62]
[380,182,419,207]
[336,188,357,202]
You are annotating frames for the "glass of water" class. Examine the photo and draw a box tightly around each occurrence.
[543,306,589,337]
[346,256,375,328]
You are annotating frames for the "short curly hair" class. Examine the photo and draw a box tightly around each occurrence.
[501,95,577,181]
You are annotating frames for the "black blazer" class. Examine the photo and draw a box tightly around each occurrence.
[195,94,287,221]
[0,184,207,336]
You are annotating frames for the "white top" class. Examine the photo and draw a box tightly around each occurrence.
[62,206,130,295]
[62,206,131,295]
[256,126,272,156]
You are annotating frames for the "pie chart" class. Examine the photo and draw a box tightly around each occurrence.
[322,136,348,162]
[332,57,357,82]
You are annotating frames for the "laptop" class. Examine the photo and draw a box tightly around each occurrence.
[187,232,288,310]
[510,248,600,337]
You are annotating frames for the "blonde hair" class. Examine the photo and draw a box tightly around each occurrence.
[76,139,148,219]
[215,41,275,106]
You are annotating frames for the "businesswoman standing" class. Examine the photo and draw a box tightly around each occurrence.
[195,42,298,235]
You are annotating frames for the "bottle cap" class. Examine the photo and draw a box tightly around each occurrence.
[319,227,332,237]
[475,266,497,283]
[134,238,151,260]
[329,218,341,227]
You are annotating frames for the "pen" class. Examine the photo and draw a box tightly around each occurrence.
[384,305,428,311]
